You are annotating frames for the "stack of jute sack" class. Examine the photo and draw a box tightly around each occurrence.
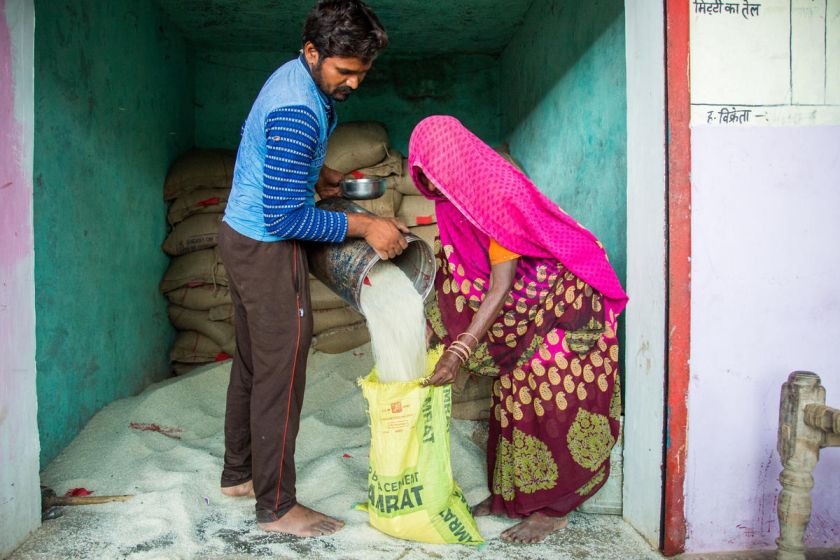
[158,124,401,373]
[160,149,236,376]
[392,158,438,246]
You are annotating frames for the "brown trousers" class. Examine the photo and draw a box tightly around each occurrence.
[217,222,313,523]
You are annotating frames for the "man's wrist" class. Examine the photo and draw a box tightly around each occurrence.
[346,212,373,237]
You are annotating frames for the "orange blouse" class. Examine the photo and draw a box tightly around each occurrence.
[488,239,520,265]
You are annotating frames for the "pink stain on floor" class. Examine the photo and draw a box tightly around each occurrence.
[128,422,184,440]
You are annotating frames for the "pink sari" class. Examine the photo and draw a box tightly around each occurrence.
[409,116,626,518]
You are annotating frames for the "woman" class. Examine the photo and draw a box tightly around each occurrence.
[409,116,628,544]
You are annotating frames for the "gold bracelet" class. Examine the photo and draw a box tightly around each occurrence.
[445,348,467,365]
[447,343,469,360]
[450,340,473,357]
[445,345,468,364]
[458,332,479,346]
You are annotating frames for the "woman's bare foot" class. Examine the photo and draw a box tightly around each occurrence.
[258,504,345,537]
[471,496,493,517]
[221,480,255,498]
[501,512,567,544]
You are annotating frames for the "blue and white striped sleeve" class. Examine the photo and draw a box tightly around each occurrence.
[262,106,348,242]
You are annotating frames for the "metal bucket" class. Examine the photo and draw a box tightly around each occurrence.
[307,198,436,312]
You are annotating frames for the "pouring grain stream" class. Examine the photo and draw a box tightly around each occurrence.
[359,262,427,383]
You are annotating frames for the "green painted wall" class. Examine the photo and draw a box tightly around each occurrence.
[34,0,194,466]
[195,51,500,154]
[500,0,627,288]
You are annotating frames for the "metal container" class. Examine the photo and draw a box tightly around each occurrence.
[339,178,386,200]
[307,198,436,312]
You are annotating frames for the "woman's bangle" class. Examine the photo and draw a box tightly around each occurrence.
[446,345,469,364]
[450,340,473,358]
[458,332,479,346]
[448,343,469,359]
[445,348,467,365]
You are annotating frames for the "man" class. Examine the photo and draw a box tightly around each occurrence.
[217,0,406,537]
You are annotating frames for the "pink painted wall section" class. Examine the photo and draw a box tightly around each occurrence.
[0,0,32,266]
[0,0,40,555]
[686,125,840,551]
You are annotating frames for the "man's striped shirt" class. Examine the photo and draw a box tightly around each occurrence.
[262,106,347,242]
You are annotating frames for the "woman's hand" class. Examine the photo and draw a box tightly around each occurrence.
[422,350,461,386]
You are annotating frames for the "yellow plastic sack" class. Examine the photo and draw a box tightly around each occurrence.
[356,347,484,545]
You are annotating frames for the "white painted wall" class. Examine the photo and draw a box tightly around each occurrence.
[0,0,39,556]
[686,1,840,552]
[622,0,667,549]
[687,125,840,552]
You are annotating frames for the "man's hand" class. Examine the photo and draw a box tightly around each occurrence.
[346,213,409,259]
[364,217,409,260]
[422,350,460,386]
[316,165,343,199]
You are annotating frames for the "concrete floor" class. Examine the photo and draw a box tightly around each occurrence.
[11,507,662,560]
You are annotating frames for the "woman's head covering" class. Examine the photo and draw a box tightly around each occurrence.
[408,115,627,309]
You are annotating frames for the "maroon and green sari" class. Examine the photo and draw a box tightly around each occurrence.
[408,116,627,519]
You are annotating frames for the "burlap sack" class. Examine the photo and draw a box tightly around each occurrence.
[325,122,389,174]
[310,278,347,310]
[451,371,493,421]
[355,149,402,177]
[159,248,228,293]
[164,149,236,200]
[169,331,223,364]
[208,304,234,322]
[312,322,370,354]
[397,195,436,226]
[452,400,490,421]
[167,188,229,225]
[354,189,402,218]
[313,306,364,336]
[408,224,439,247]
[393,158,421,195]
[172,362,199,376]
[162,213,224,256]
[166,285,232,310]
[168,305,235,355]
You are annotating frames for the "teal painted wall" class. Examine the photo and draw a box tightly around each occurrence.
[34,0,194,466]
[195,51,500,154]
[500,0,627,288]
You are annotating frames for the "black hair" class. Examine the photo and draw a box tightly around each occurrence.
[302,0,389,63]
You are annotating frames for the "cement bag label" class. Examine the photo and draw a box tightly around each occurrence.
[367,468,425,518]
[357,347,483,545]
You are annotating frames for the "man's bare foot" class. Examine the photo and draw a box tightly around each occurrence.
[221,480,255,498]
[500,512,567,544]
[258,504,345,537]
[471,496,493,517]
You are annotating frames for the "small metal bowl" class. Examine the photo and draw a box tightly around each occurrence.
[340,178,386,200]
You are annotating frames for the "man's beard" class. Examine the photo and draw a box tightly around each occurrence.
[332,86,353,101]
[312,59,353,102]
